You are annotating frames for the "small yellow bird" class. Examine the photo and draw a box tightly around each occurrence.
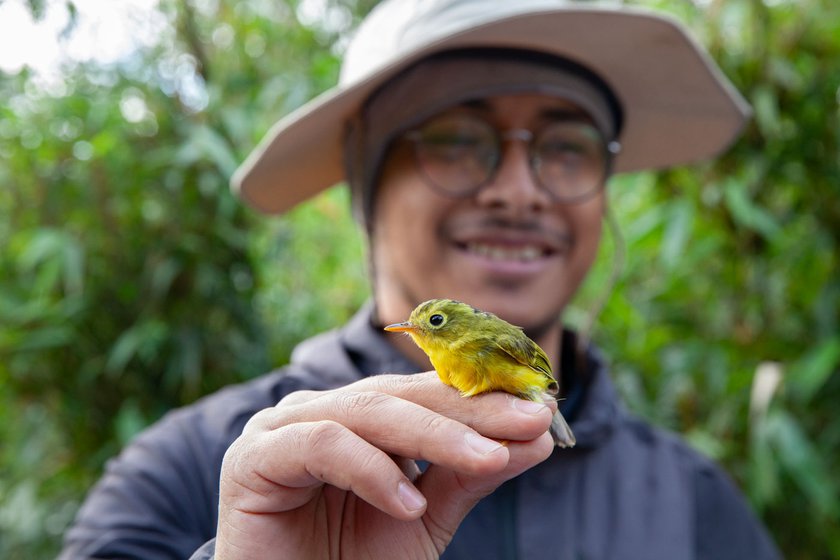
[384,298,575,447]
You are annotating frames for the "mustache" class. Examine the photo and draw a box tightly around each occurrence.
[446,214,572,246]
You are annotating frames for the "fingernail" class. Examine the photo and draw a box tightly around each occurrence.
[465,432,503,455]
[398,481,426,512]
[512,398,547,414]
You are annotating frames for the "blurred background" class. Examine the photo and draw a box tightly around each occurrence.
[0,0,837,557]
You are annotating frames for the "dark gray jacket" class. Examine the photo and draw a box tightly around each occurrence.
[60,304,781,559]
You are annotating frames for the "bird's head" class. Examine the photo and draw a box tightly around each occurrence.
[384,298,477,348]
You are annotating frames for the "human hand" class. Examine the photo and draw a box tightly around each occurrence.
[214,371,555,559]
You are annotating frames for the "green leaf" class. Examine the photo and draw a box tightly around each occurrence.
[660,199,694,269]
[752,84,782,137]
[176,125,239,178]
[11,326,75,353]
[768,411,838,518]
[114,400,148,445]
[14,229,84,295]
[787,337,840,401]
[105,320,168,376]
[723,180,781,239]
[150,257,182,299]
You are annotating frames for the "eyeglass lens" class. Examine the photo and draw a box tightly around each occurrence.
[408,113,610,202]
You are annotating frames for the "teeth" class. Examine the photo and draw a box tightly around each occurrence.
[465,243,545,262]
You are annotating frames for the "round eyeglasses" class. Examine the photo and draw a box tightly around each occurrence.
[403,113,620,203]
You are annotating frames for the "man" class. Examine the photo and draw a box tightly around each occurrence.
[61,1,781,558]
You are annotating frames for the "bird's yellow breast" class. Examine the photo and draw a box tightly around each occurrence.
[412,332,551,400]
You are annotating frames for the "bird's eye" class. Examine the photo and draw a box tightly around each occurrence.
[429,314,445,327]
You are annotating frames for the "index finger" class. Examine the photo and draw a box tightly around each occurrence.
[251,389,512,475]
[327,372,558,440]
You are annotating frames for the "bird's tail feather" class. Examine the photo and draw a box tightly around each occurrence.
[550,410,576,448]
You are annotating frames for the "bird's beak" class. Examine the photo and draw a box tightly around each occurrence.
[384,321,416,333]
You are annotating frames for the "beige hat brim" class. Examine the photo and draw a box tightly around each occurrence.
[233,6,750,214]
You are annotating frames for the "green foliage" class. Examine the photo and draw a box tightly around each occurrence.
[252,188,369,366]
[0,1,371,556]
[571,1,840,556]
[0,0,837,558]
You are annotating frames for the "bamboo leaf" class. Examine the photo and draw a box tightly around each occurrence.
[723,180,781,240]
[787,337,840,401]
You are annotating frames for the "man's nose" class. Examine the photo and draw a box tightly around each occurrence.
[474,133,552,213]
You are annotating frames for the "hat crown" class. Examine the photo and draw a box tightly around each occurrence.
[340,0,571,86]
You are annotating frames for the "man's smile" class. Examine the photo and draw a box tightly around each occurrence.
[447,216,571,271]
[461,241,547,262]
[447,223,572,279]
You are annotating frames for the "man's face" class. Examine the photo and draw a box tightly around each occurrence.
[371,93,606,339]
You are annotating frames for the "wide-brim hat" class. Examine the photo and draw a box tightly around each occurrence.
[232,0,751,215]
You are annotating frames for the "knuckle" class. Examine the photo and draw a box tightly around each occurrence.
[241,406,280,434]
[304,419,346,452]
[396,370,442,392]
[302,421,389,486]
[418,411,453,438]
[399,372,440,396]
[369,374,408,394]
[333,390,392,415]
[360,371,439,397]
[352,373,409,395]
[244,393,317,434]
[278,389,321,407]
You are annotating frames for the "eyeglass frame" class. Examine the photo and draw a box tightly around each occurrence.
[401,112,622,204]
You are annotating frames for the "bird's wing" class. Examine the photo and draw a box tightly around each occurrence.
[494,330,553,376]
[494,332,558,395]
